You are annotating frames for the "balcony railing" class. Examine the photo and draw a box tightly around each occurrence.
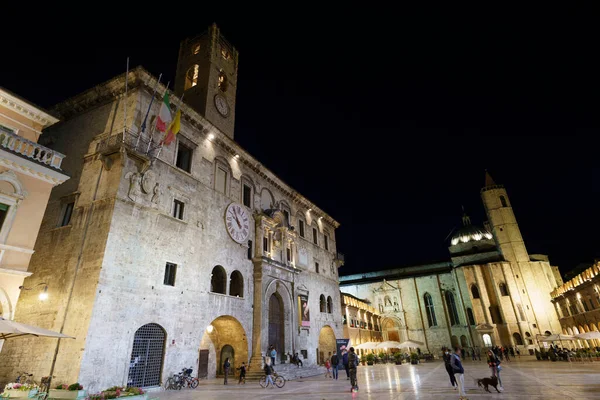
[0,130,65,170]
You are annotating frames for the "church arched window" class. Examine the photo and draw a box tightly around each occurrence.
[500,195,508,207]
[471,284,480,299]
[424,293,437,327]
[445,291,460,326]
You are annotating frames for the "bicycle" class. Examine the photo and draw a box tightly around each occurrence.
[259,372,285,388]
[163,367,198,390]
[16,371,36,386]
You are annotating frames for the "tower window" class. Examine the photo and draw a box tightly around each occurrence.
[59,202,74,227]
[185,64,199,90]
[173,199,184,220]
[164,262,177,286]
[315,262,319,273]
[218,71,228,92]
[283,210,290,226]
[445,291,460,326]
[471,284,480,299]
[193,43,201,54]
[313,227,318,245]
[324,234,329,251]
[221,48,230,60]
[299,220,305,237]
[175,142,192,172]
[286,248,291,262]
[242,184,252,208]
[500,195,508,207]
[215,166,228,195]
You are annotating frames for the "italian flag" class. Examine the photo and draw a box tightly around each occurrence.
[161,110,181,146]
[156,92,172,132]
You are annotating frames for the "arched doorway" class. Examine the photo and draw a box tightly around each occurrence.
[482,334,492,347]
[220,345,234,375]
[381,317,404,342]
[269,293,284,362]
[127,323,166,387]
[460,335,468,348]
[199,316,248,379]
[513,332,523,346]
[451,335,459,349]
[318,325,336,364]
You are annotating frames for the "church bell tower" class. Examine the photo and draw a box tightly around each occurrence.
[174,23,239,139]
[480,171,530,263]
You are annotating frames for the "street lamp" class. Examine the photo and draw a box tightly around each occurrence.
[19,282,49,301]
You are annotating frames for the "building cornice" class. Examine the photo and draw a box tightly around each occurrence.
[0,149,69,185]
[0,88,59,128]
[0,266,33,277]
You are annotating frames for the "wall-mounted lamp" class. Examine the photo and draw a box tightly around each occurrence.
[234,154,240,159]
[206,324,214,333]
[19,282,49,301]
[208,133,215,141]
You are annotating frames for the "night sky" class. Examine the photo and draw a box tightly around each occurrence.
[2,14,598,277]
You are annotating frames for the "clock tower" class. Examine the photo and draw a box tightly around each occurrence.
[174,23,239,139]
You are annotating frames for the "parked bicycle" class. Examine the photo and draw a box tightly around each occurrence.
[15,371,36,386]
[259,371,285,388]
[163,367,198,390]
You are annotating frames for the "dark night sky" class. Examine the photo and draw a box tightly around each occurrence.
[2,12,598,277]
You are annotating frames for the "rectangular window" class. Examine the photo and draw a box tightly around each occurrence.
[263,237,268,253]
[582,299,590,312]
[313,228,318,245]
[173,199,184,220]
[215,166,227,194]
[247,240,253,259]
[283,210,290,226]
[164,262,177,286]
[0,203,9,231]
[175,142,192,172]
[324,235,329,251]
[315,262,319,273]
[59,202,74,227]
[299,220,305,237]
[286,248,291,262]
[243,184,252,208]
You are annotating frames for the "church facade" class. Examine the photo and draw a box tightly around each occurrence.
[0,24,343,391]
[340,174,563,355]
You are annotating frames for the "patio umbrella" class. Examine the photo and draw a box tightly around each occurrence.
[376,340,403,349]
[536,333,576,349]
[0,317,74,340]
[399,340,425,349]
[355,342,379,350]
[575,331,600,340]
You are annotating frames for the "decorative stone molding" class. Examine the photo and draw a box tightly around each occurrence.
[0,170,27,199]
[0,88,59,128]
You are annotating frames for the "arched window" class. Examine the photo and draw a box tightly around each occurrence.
[499,282,509,296]
[327,296,333,313]
[229,270,243,297]
[513,332,523,346]
[544,330,552,335]
[445,291,460,326]
[467,308,476,325]
[460,335,468,348]
[500,195,507,207]
[210,265,226,294]
[471,284,480,299]
[482,333,493,347]
[517,304,526,321]
[320,294,326,313]
[424,293,437,327]
[128,323,166,387]
[218,70,228,92]
[185,64,199,90]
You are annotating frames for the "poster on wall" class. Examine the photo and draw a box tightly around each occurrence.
[298,294,310,327]
[336,339,350,366]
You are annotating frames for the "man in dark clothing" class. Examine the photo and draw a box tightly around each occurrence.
[348,347,358,390]
[342,350,350,379]
[331,352,339,380]
[442,347,457,389]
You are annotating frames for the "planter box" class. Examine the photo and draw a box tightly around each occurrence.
[48,390,87,400]
[4,389,38,398]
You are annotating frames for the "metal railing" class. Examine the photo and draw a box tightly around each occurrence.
[0,130,65,170]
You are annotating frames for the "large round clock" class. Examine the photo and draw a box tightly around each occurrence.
[214,94,230,117]
[225,202,250,243]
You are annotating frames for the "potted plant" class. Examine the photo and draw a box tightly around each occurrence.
[49,383,86,400]
[87,387,146,400]
[393,352,403,365]
[366,353,375,366]
[3,383,39,398]
[410,352,419,365]
[377,351,386,364]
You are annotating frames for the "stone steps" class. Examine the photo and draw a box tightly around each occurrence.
[243,363,326,381]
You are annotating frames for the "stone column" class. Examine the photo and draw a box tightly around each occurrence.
[249,259,264,373]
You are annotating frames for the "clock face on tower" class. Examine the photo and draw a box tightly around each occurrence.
[225,202,250,243]
[214,94,230,117]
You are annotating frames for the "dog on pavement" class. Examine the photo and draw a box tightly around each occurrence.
[477,376,500,393]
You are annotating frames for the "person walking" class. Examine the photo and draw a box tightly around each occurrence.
[348,347,359,391]
[223,357,231,385]
[471,347,476,361]
[442,347,457,390]
[342,349,350,380]
[487,349,503,389]
[331,351,339,380]
[476,346,481,361]
[237,362,246,384]
[263,357,274,388]
[450,347,467,400]
[324,358,332,378]
[270,346,277,366]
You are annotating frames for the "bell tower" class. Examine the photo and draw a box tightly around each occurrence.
[174,23,239,139]
[480,171,530,263]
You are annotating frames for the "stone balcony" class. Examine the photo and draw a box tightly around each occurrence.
[0,129,65,170]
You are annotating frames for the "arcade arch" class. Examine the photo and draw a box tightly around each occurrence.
[318,325,336,364]
[199,316,248,379]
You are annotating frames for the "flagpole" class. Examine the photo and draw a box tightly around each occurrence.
[155,92,184,161]
[147,81,170,155]
[122,57,129,144]
[136,73,162,150]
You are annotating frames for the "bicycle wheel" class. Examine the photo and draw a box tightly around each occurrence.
[275,375,285,388]
[259,376,267,388]
[190,378,199,389]
[163,377,173,390]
